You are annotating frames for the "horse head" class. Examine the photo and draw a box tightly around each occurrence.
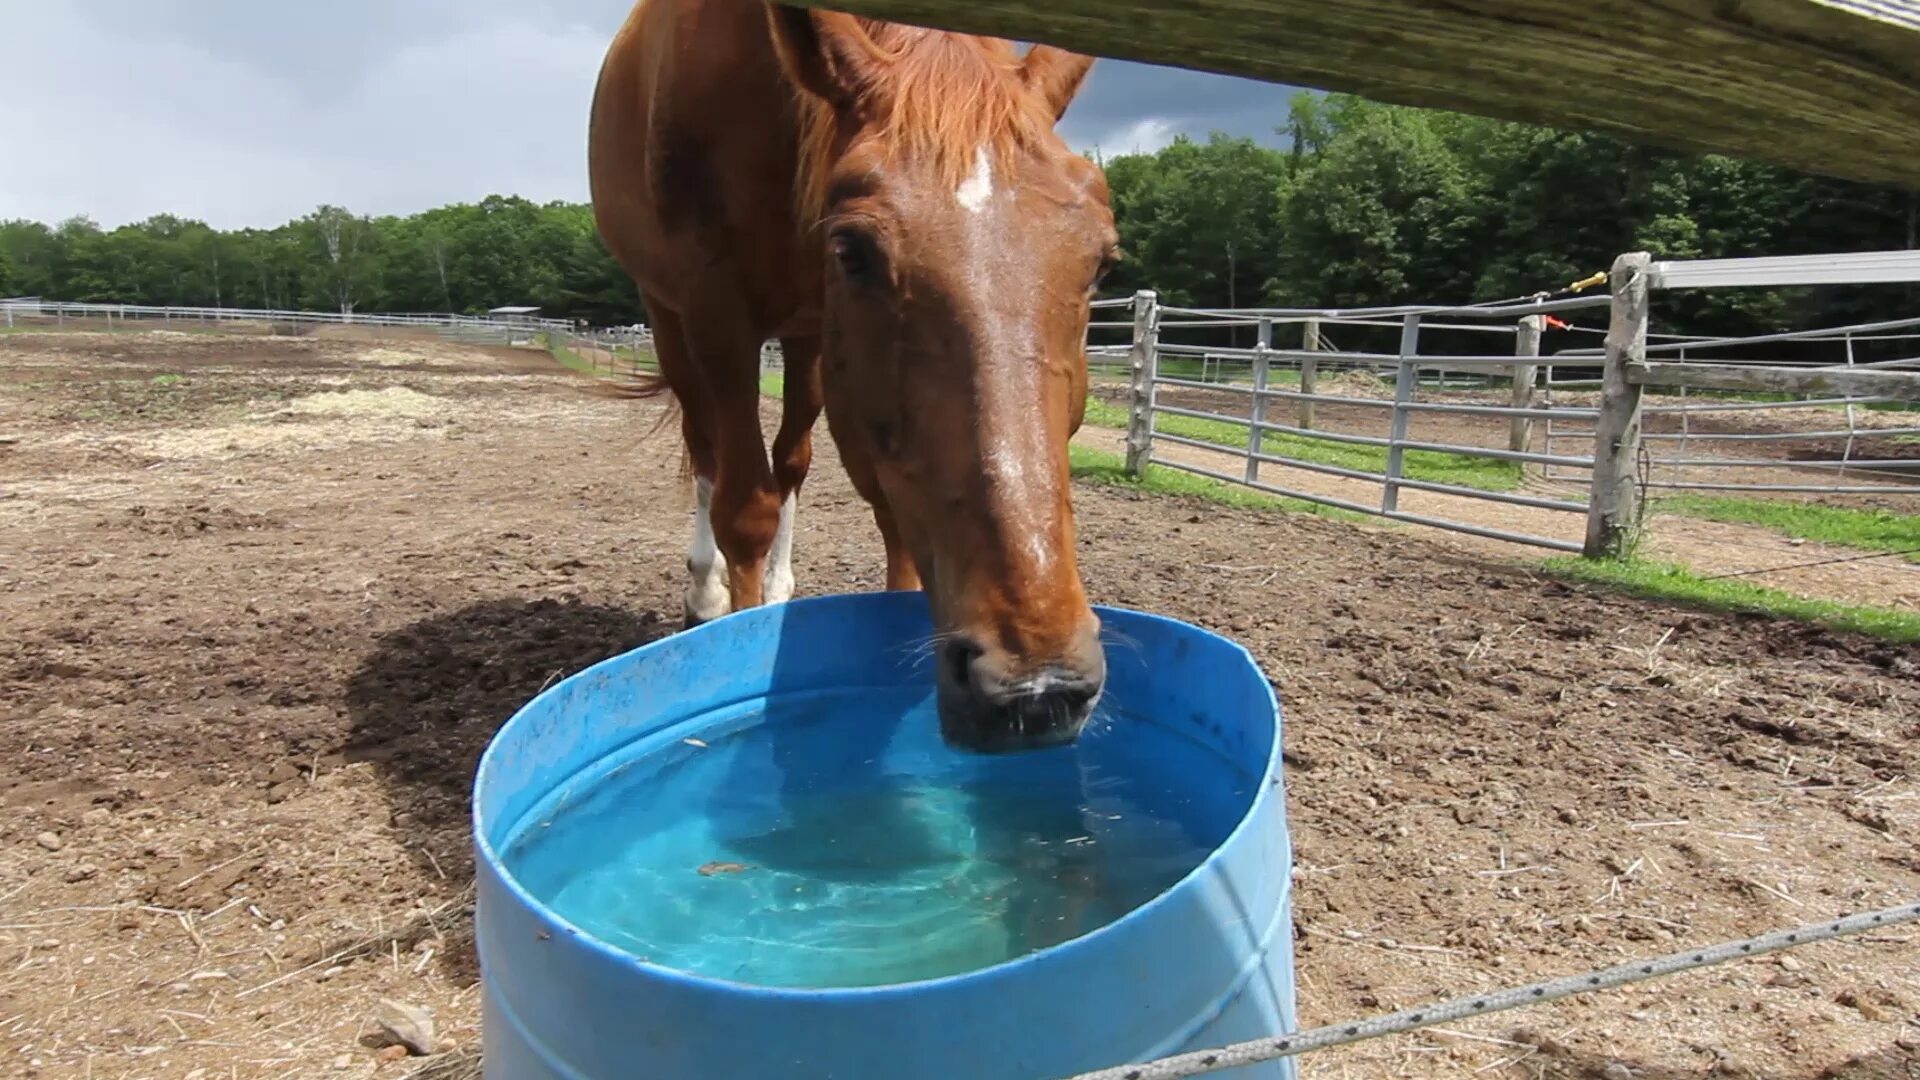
[770,7,1118,752]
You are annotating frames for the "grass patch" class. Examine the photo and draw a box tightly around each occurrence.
[1069,444,1366,520]
[151,373,185,388]
[1079,396,1522,492]
[1657,495,1920,562]
[1543,557,1920,644]
[544,334,597,378]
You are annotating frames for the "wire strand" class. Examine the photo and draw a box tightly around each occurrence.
[1065,900,1920,1080]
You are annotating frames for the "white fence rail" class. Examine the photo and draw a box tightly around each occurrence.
[0,298,575,339]
[1108,249,1920,558]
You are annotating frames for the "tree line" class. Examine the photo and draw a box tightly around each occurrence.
[3,93,1914,338]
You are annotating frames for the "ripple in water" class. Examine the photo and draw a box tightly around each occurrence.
[502,689,1242,989]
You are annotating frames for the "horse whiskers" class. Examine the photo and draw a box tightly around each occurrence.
[895,630,960,670]
[1098,624,1145,662]
[1079,699,1122,739]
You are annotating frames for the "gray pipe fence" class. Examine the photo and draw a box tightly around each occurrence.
[1109,249,1920,558]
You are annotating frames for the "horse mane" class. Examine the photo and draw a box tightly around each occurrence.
[791,22,1056,225]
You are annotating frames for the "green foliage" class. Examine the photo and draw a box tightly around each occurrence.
[1656,496,1920,562]
[4,91,1915,341]
[1098,91,1917,346]
[1102,134,1288,310]
[0,197,643,325]
[1543,557,1920,644]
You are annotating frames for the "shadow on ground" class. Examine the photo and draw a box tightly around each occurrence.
[342,596,674,978]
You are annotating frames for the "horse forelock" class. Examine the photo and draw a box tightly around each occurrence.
[791,24,1056,226]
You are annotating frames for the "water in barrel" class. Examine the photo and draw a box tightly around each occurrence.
[502,688,1244,989]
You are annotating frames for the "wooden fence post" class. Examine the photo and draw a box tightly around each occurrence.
[1509,314,1543,454]
[1584,252,1652,559]
[1246,316,1272,482]
[1124,289,1160,477]
[1298,318,1320,429]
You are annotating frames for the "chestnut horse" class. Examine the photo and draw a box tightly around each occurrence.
[588,0,1120,752]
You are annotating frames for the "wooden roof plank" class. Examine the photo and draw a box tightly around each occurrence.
[793,0,1920,187]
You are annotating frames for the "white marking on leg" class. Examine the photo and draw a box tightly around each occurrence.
[955,147,993,213]
[765,493,798,604]
[686,477,731,623]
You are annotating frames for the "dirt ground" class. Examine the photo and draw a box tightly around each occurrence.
[2,330,1916,1080]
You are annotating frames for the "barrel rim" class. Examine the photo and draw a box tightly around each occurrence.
[472,590,1284,999]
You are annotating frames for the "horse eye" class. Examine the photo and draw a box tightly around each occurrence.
[831,231,878,285]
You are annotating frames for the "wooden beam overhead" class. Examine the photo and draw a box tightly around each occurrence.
[791,0,1920,188]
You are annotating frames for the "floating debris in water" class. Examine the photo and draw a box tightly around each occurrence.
[698,861,750,876]
[683,738,709,748]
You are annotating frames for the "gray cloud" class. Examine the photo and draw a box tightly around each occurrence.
[2,3,1298,230]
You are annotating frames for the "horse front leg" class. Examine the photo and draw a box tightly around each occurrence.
[765,335,825,605]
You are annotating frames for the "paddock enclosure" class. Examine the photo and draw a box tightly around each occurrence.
[1,325,1915,1079]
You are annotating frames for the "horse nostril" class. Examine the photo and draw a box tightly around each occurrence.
[941,637,984,690]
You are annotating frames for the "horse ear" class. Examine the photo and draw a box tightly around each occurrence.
[766,5,888,116]
[1021,45,1094,122]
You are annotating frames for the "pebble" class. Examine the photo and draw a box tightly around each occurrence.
[1602,1065,1634,1080]
[376,1045,409,1064]
[64,864,99,883]
[81,808,112,826]
[332,1054,355,1070]
[34,831,62,852]
[1777,955,1803,972]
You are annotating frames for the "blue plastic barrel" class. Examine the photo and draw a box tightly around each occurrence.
[473,591,1296,1079]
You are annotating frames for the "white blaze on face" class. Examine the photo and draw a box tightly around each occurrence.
[686,477,730,623]
[955,147,994,214]
[765,493,797,604]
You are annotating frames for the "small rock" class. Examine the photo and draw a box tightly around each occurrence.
[1835,989,1889,1022]
[332,1054,355,1071]
[1766,972,1808,990]
[373,998,437,1056]
[81,808,112,826]
[1777,955,1803,973]
[376,1044,410,1064]
[314,964,347,983]
[1602,1064,1634,1080]
[63,864,99,883]
[34,831,62,852]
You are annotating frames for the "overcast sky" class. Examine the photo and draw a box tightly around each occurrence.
[0,1,1300,230]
